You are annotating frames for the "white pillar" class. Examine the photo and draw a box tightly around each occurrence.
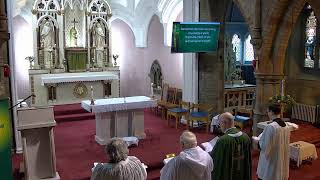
[182,0,199,103]
[6,0,23,153]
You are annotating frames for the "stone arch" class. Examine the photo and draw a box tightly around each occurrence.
[260,0,320,74]
[149,60,163,90]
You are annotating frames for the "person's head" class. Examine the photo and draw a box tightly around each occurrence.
[267,103,281,119]
[219,112,235,132]
[105,138,129,163]
[180,130,197,150]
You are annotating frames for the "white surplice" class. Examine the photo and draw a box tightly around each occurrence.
[257,121,291,180]
[91,156,147,180]
[160,146,213,180]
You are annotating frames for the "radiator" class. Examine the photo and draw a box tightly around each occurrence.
[291,103,317,124]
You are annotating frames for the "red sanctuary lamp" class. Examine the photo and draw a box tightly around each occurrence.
[1,64,10,77]
[252,59,258,71]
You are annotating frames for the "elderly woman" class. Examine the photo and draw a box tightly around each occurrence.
[91,138,147,180]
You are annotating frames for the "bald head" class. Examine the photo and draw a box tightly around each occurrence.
[219,112,235,132]
[180,130,197,150]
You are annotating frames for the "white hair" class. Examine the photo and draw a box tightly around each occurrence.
[180,131,197,149]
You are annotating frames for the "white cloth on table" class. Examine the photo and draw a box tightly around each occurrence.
[289,141,318,167]
[41,72,118,85]
[210,114,220,132]
[201,136,219,152]
[91,156,147,180]
[122,137,139,147]
[257,121,291,180]
[82,96,157,113]
[160,146,213,180]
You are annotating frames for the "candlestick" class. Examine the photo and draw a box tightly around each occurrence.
[151,83,154,97]
[90,86,95,105]
[281,79,285,97]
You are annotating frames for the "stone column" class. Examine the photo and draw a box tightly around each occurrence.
[0,0,9,47]
[182,0,199,103]
[253,73,284,135]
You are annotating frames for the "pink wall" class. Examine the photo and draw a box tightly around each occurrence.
[112,15,183,97]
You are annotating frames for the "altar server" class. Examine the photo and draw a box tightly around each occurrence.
[160,130,213,180]
[253,103,290,180]
[210,112,251,180]
[91,138,147,180]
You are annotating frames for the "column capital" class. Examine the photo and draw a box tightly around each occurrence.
[254,73,285,84]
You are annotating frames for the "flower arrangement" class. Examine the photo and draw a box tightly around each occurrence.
[268,94,296,113]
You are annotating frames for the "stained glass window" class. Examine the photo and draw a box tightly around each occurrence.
[305,10,317,68]
[232,34,242,62]
[244,35,254,63]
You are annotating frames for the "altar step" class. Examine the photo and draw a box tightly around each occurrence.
[54,103,95,123]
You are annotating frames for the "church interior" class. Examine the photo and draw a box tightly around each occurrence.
[1,0,320,179]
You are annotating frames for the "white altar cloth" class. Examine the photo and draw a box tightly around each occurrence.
[81,96,157,145]
[41,72,119,85]
[81,96,157,113]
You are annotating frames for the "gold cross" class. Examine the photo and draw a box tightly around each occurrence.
[71,18,79,28]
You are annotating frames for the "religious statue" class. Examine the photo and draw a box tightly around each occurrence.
[93,22,106,67]
[40,20,55,69]
[93,22,106,50]
[224,35,236,82]
[69,18,79,47]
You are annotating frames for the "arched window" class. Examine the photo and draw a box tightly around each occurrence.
[232,34,242,62]
[244,35,254,63]
[305,7,317,68]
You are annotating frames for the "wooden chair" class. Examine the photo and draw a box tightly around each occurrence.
[187,103,213,133]
[167,101,191,129]
[156,83,169,116]
[234,108,253,137]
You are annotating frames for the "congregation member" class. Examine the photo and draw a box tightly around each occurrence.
[210,112,251,180]
[160,130,213,180]
[91,138,147,180]
[253,103,291,180]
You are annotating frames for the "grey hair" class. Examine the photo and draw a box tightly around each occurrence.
[105,138,129,163]
[180,130,197,149]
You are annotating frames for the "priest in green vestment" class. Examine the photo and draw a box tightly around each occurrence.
[209,112,251,180]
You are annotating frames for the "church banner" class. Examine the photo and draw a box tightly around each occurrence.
[0,98,13,180]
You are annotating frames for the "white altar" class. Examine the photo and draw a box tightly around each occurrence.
[30,70,119,106]
[28,0,119,106]
[81,96,157,145]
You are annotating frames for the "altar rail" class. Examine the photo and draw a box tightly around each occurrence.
[224,84,255,112]
[292,103,317,124]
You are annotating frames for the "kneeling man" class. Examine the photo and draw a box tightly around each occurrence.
[210,112,251,180]
[160,130,213,180]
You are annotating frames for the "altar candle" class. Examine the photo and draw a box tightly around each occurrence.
[281,79,285,97]
[151,83,154,97]
[91,86,94,98]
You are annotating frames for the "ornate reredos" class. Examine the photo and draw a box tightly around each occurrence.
[31,0,113,70]
[32,0,112,48]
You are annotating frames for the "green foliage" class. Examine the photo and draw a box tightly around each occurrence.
[268,94,296,112]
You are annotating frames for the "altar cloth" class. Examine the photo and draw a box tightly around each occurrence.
[41,72,119,85]
[81,96,157,113]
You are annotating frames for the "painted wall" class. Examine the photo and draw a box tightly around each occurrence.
[112,15,183,97]
[13,15,33,99]
[285,11,320,106]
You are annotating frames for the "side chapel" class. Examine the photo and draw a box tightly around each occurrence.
[29,0,119,106]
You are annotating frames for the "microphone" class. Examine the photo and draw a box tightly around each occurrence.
[9,94,35,110]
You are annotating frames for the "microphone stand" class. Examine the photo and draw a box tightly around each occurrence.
[9,94,35,110]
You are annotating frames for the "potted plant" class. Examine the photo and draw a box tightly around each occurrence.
[268,94,296,118]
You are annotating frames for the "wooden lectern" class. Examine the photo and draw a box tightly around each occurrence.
[17,106,60,180]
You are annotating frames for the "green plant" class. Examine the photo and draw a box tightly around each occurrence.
[268,94,296,113]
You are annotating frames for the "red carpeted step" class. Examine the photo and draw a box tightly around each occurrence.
[54,103,89,116]
[55,113,95,123]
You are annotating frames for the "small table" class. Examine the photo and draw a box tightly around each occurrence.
[289,141,318,167]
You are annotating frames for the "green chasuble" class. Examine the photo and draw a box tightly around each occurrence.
[210,127,251,180]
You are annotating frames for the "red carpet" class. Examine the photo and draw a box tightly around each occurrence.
[12,104,320,180]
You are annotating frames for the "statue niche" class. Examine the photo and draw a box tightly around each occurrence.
[149,60,163,95]
[39,19,57,69]
[90,21,109,68]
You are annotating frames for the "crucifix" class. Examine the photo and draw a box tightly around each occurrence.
[70,18,79,47]
[71,18,79,28]
[233,144,244,172]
